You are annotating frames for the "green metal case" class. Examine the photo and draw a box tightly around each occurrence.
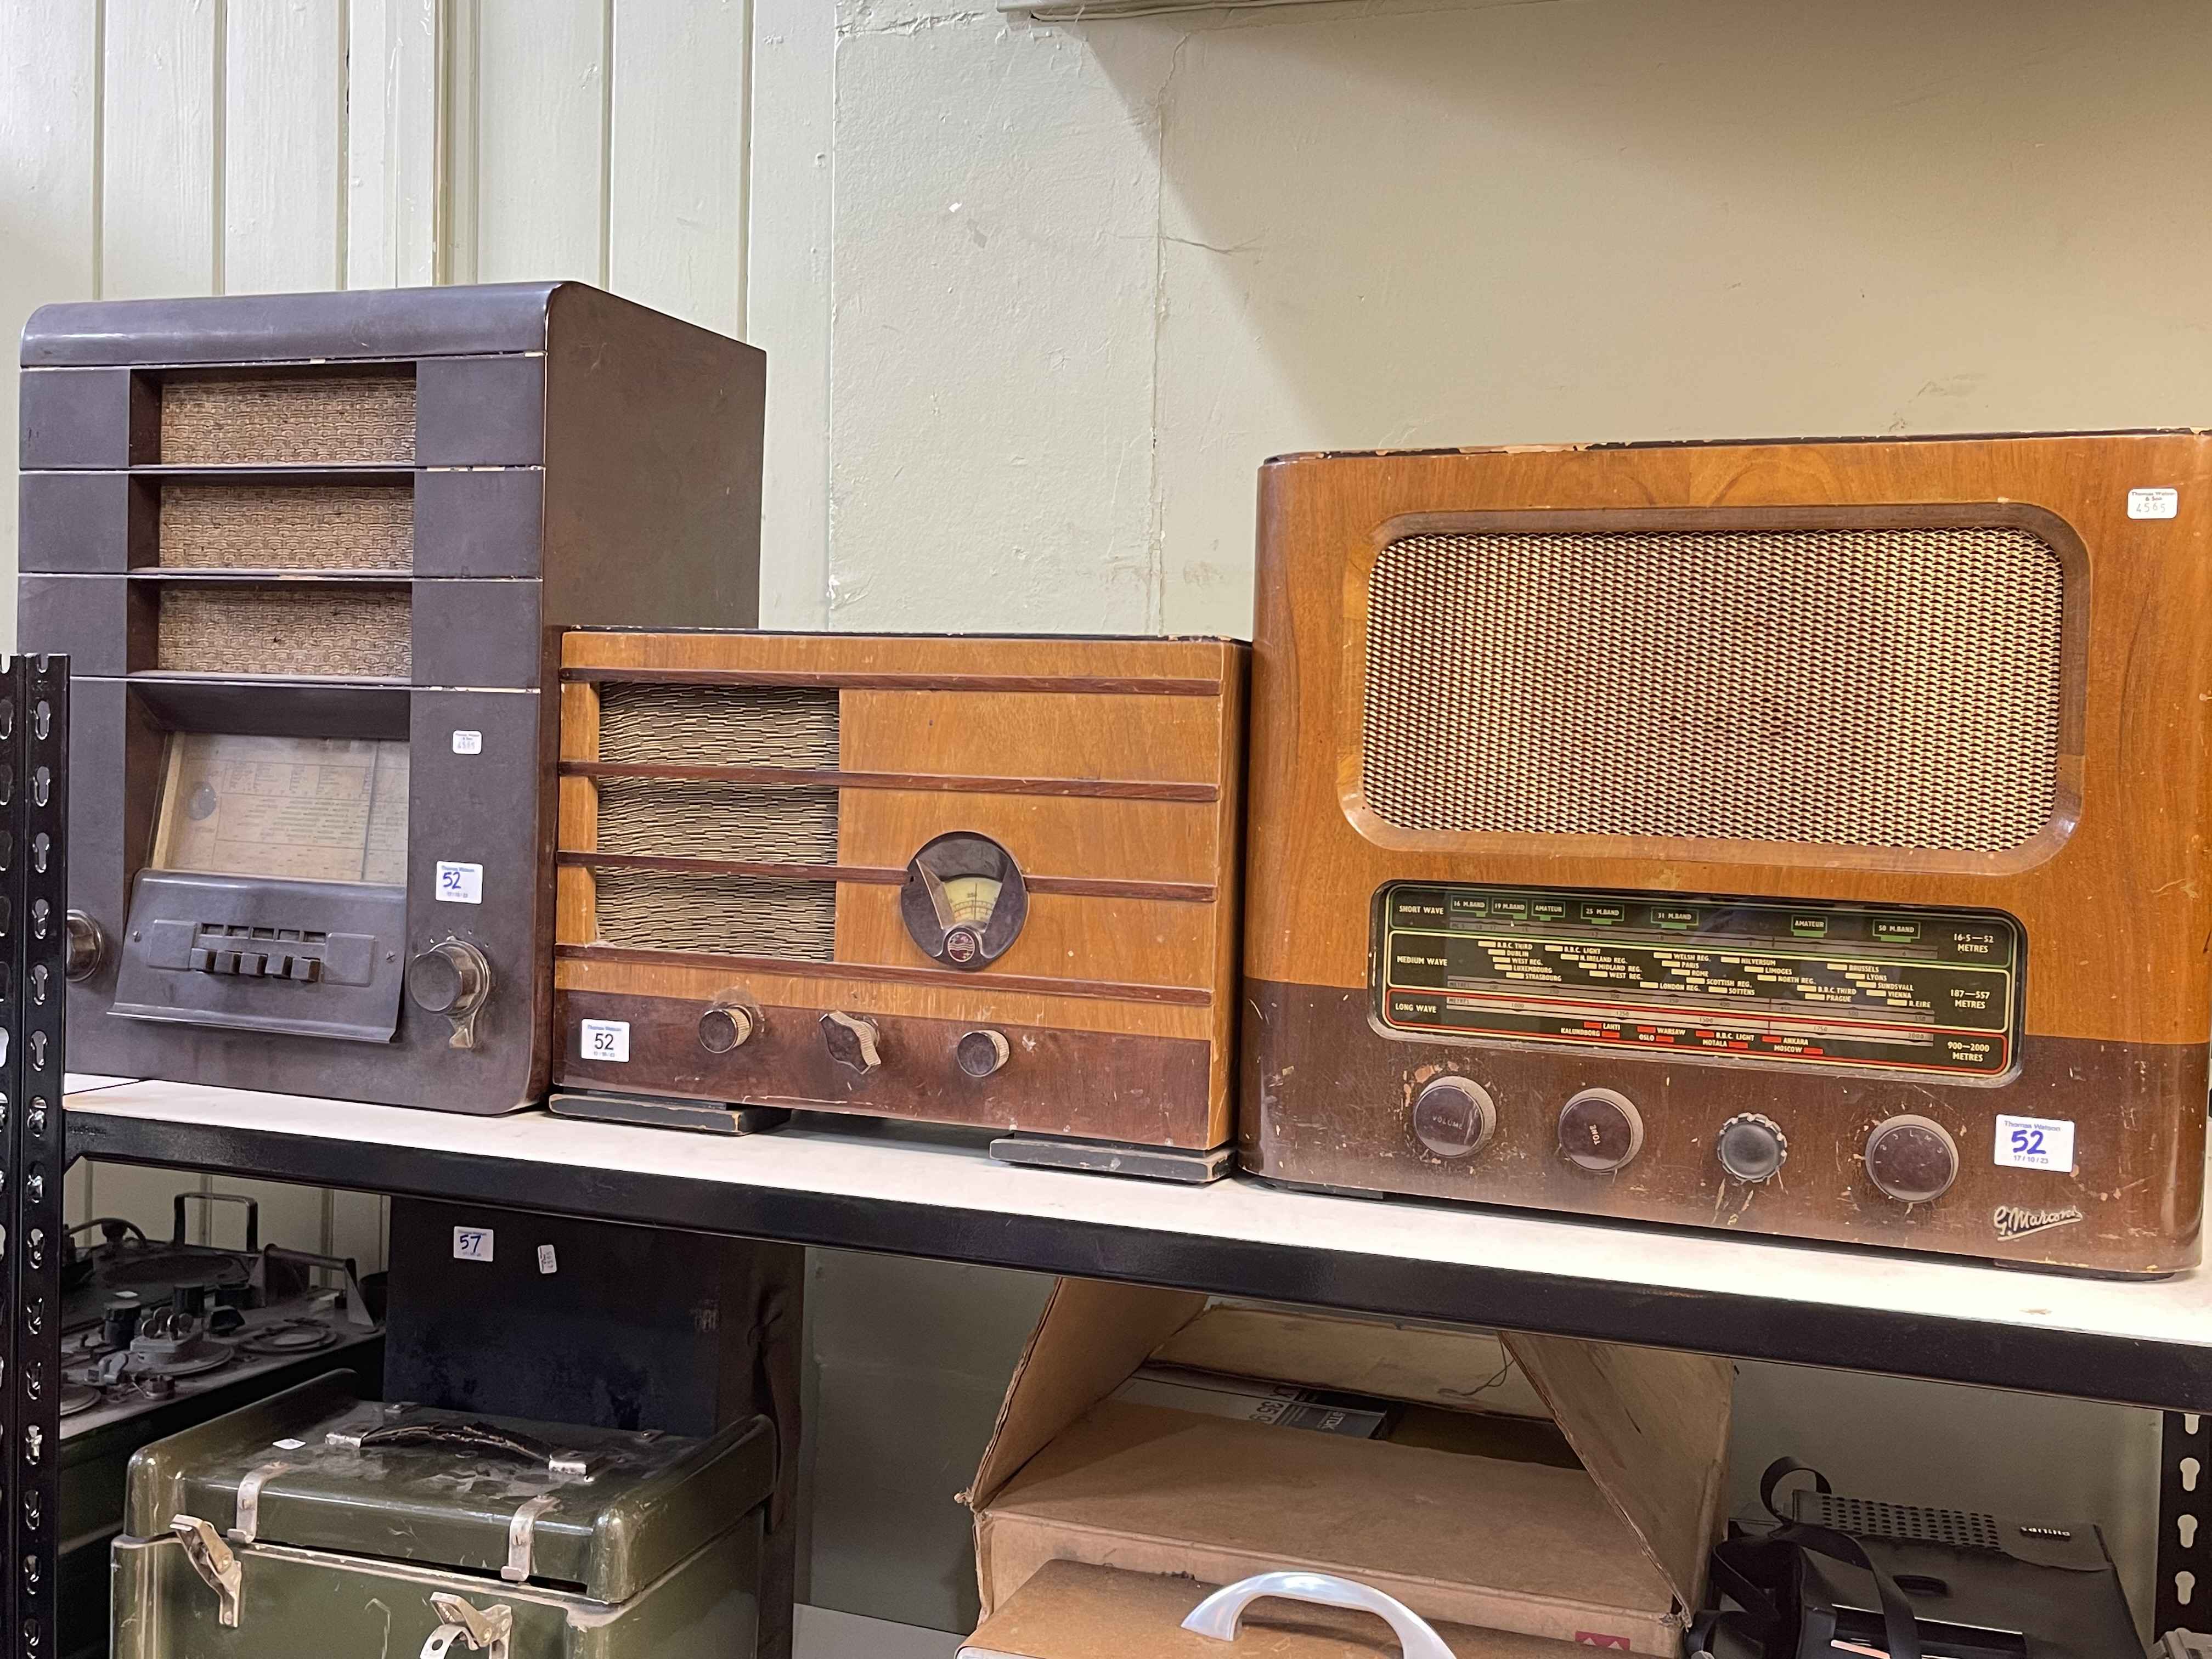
[110,1374,776,1657]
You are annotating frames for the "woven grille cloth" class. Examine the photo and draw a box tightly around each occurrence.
[1362,526,2064,850]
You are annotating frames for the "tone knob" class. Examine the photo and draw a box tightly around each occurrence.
[821,1011,882,1075]
[1865,1114,1959,1203]
[64,911,105,981]
[1716,1114,1787,1184]
[1558,1088,1644,1172]
[1410,1076,1496,1159]
[699,1005,756,1054]
[405,939,492,1050]
[957,1029,1011,1079]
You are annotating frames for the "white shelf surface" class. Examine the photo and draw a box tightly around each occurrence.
[63,1074,2212,1409]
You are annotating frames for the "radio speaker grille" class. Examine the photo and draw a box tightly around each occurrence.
[596,781,839,864]
[158,586,411,678]
[592,868,836,961]
[596,683,838,767]
[1363,525,2065,851]
[159,483,413,571]
[160,372,416,465]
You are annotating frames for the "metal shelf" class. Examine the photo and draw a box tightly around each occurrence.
[64,1074,2212,1413]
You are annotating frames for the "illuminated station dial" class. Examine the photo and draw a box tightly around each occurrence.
[900,832,1028,971]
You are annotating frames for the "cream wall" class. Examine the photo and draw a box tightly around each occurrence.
[6,0,2204,1635]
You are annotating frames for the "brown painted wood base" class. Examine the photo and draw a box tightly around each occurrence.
[1241,978,2205,1275]
[558,988,1221,1148]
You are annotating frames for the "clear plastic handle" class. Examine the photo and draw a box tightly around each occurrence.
[1181,1572,1454,1658]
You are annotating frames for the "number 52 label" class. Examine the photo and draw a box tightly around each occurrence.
[1995,1114,2075,1173]
[580,1019,630,1063]
[435,861,484,904]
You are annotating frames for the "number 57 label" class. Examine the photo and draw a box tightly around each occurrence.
[1995,1114,2075,1173]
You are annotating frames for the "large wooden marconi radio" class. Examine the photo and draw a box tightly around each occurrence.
[18,284,763,1113]
[1244,433,2212,1272]
[553,631,1248,1178]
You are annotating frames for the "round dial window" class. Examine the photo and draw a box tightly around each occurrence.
[900,832,1028,970]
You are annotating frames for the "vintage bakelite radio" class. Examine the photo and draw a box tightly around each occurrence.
[552,631,1247,1178]
[18,283,763,1113]
[1244,433,2212,1272]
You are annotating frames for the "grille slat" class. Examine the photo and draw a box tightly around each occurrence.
[160,373,416,465]
[591,868,836,960]
[1362,526,2064,851]
[159,482,413,571]
[596,780,839,864]
[596,683,839,767]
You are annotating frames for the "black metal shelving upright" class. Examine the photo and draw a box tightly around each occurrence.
[5,655,67,1657]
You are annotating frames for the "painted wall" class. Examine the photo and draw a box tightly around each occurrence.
[7,0,2205,1636]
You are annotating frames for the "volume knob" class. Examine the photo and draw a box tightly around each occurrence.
[957,1029,1011,1079]
[699,1005,756,1054]
[64,911,105,981]
[1410,1076,1497,1159]
[406,940,491,1050]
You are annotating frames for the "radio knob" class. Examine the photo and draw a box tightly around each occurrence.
[1411,1076,1496,1159]
[406,940,492,1051]
[1559,1088,1644,1172]
[64,911,105,981]
[821,1011,883,1075]
[1716,1114,1787,1184]
[1865,1114,1960,1203]
[698,1005,756,1054]
[957,1029,1011,1079]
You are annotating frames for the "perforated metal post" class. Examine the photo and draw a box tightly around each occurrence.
[3,654,67,1658]
[2161,1410,2211,1635]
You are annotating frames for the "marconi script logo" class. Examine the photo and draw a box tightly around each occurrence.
[1994,1203,2084,1241]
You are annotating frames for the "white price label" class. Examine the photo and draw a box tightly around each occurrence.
[452,1226,495,1262]
[435,861,484,904]
[451,730,483,754]
[580,1019,630,1063]
[1995,1114,2075,1172]
[537,1244,559,1275]
[2128,487,2179,520]
[270,1438,307,1451]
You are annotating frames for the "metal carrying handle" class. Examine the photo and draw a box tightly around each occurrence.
[173,1191,259,1252]
[257,1244,376,1329]
[356,1420,557,1465]
[1182,1572,1454,1659]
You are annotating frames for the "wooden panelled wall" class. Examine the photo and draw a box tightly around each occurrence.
[0,0,770,1263]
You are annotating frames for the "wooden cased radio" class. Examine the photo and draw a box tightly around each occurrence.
[553,632,1248,1178]
[18,284,763,1113]
[1243,434,2212,1272]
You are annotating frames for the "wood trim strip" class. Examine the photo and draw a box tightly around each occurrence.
[556,850,1217,905]
[565,759,1220,803]
[561,667,1222,697]
[556,943,1215,1007]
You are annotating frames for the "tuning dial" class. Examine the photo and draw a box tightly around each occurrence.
[1410,1076,1497,1159]
[821,1011,883,1075]
[64,911,104,981]
[405,940,492,1050]
[1716,1114,1787,1184]
[699,1005,756,1054]
[1559,1088,1644,1172]
[957,1029,1010,1079]
[1865,1114,1959,1203]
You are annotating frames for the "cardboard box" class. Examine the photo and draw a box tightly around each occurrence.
[966,1282,1733,1655]
[960,1561,1595,1659]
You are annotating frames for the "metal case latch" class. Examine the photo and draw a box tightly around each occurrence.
[422,1593,514,1658]
[170,1515,242,1627]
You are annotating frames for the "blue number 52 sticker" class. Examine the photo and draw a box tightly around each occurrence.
[1994,1114,2075,1173]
